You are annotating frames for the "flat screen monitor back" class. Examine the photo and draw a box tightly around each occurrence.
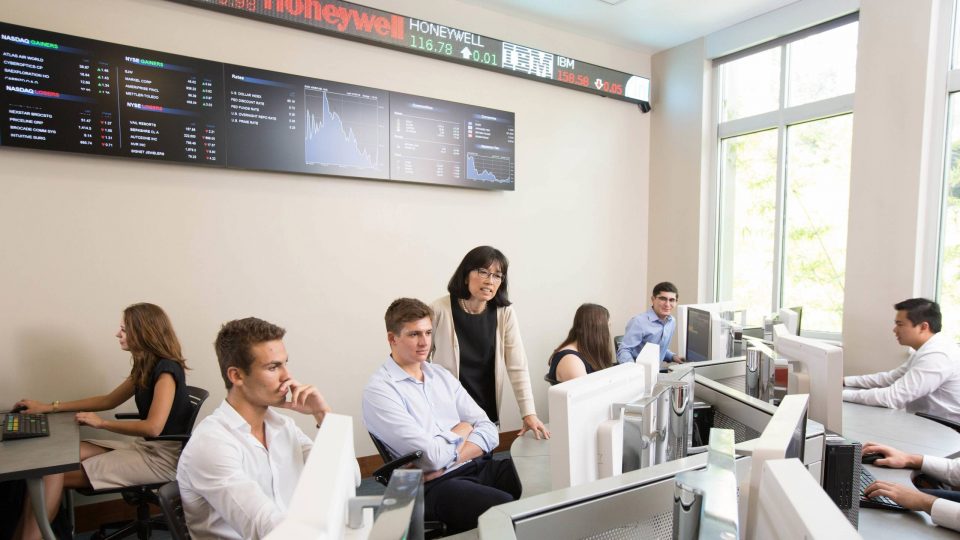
[745,394,809,540]
[754,458,859,540]
[774,327,843,434]
[266,413,360,538]
[548,362,647,489]
[779,307,802,336]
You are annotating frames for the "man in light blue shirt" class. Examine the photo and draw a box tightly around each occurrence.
[362,298,520,534]
[617,281,684,364]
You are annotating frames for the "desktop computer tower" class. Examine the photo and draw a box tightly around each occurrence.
[821,433,862,528]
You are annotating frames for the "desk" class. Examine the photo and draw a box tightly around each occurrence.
[507,403,960,538]
[842,402,960,538]
[0,413,79,540]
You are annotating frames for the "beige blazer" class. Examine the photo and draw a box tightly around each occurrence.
[430,295,537,419]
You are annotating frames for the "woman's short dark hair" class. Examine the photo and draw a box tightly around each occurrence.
[893,298,942,333]
[446,246,511,307]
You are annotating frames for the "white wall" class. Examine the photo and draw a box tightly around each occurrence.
[842,0,950,373]
[0,0,651,455]
[650,0,951,373]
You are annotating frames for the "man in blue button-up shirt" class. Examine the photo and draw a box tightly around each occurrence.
[617,282,684,364]
[362,298,521,534]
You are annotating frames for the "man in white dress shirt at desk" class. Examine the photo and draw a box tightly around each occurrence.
[363,298,521,535]
[176,317,337,540]
[843,298,960,423]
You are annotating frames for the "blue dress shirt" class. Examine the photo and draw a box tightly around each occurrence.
[617,308,676,363]
[362,356,499,473]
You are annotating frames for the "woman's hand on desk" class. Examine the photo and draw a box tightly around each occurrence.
[864,480,937,513]
[75,412,106,429]
[861,442,923,470]
[519,414,550,440]
[13,399,52,413]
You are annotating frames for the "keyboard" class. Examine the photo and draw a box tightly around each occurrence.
[2,413,50,441]
[859,467,909,512]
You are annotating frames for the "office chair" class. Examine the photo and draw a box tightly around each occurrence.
[157,481,190,540]
[916,412,960,434]
[543,373,560,386]
[614,335,624,351]
[76,385,209,540]
[368,433,446,538]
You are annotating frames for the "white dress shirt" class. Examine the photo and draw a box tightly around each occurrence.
[922,455,960,531]
[843,332,960,422]
[362,357,499,473]
[176,400,313,540]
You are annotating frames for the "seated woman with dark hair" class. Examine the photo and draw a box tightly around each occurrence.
[548,303,615,383]
[11,303,191,540]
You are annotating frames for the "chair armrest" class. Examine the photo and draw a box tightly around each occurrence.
[916,412,960,434]
[145,434,190,443]
[114,412,140,420]
[373,450,423,486]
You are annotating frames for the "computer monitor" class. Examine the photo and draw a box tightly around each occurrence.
[754,459,860,539]
[685,307,728,362]
[773,325,843,434]
[636,342,660,395]
[677,301,736,359]
[549,362,648,489]
[744,394,809,540]
[778,306,803,336]
[265,413,363,538]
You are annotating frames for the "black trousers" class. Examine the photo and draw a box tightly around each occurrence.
[423,455,522,534]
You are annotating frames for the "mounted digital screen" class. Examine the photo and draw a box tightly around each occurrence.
[0,22,514,190]
[1,25,224,164]
[390,93,514,187]
[168,0,651,107]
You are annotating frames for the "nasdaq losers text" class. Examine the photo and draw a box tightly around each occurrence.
[177,0,651,106]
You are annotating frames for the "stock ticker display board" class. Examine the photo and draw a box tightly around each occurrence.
[171,0,651,107]
[0,22,516,190]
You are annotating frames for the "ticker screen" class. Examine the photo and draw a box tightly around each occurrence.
[0,22,515,190]
[170,0,651,105]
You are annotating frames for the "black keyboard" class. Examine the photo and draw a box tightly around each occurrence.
[859,467,909,512]
[2,413,50,441]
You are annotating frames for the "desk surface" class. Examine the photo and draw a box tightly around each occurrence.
[508,401,960,538]
[0,412,80,482]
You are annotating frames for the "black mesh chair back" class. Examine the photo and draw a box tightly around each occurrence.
[368,432,422,486]
[157,481,190,540]
[74,385,210,540]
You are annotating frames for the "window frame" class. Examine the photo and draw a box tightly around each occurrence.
[923,0,960,307]
[709,13,859,340]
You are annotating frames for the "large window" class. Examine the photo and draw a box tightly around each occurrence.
[714,17,858,336]
[935,5,960,341]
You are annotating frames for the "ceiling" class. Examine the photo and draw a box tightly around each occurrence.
[458,0,801,53]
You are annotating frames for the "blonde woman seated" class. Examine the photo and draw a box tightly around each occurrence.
[12,303,190,540]
[548,304,615,383]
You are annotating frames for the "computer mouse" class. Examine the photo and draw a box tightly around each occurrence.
[862,452,883,465]
[9,404,27,413]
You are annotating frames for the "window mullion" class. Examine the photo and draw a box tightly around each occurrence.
[772,43,790,313]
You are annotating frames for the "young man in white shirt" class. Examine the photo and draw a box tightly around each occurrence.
[177,317,333,540]
[362,298,521,534]
[843,298,960,422]
[861,441,960,531]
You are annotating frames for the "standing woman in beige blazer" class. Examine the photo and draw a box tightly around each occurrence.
[431,246,549,439]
